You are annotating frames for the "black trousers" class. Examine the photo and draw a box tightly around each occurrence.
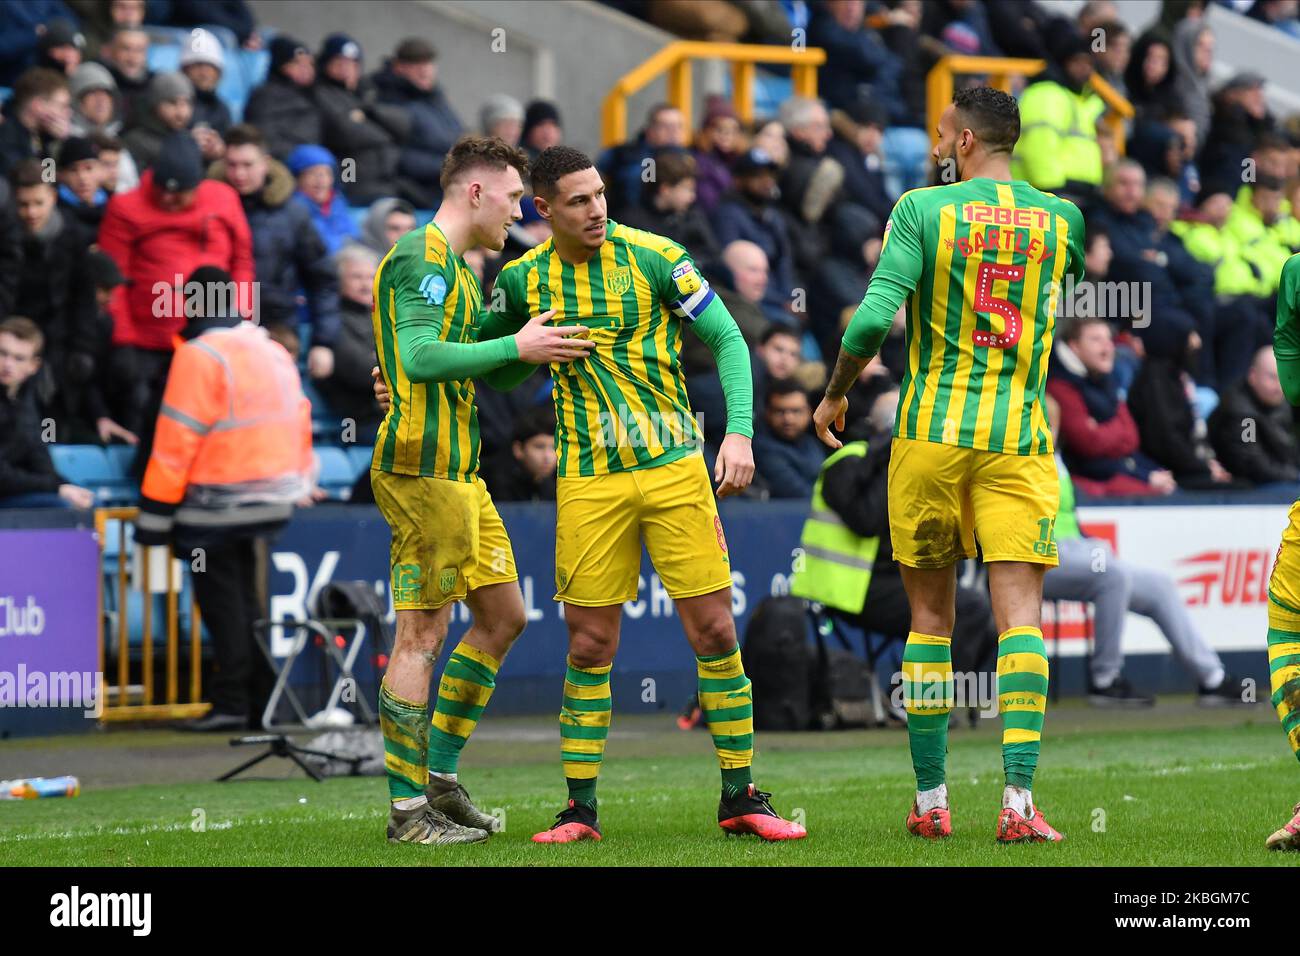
[185,532,275,723]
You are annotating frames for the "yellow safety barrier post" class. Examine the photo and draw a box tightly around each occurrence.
[94,507,209,723]
[602,41,826,148]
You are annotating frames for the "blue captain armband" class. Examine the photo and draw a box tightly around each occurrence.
[667,260,716,322]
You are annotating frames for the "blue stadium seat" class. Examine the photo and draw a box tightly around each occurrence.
[346,445,374,479]
[105,444,136,482]
[49,444,125,504]
[316,447,354,499]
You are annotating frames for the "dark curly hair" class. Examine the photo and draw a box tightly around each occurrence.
[529,145,595,199]
[439,134,530,191]
[952,86,1020,156]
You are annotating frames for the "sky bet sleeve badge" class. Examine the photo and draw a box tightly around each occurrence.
[671,260,702,296]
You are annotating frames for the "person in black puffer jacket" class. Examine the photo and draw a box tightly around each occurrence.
[1209,346,1300,486]
[211,125,340,377]
[312,33,412,206]
[244,35,326,160]
[369,38,464,210]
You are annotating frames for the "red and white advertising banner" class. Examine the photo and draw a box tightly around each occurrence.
[1043,504,1291,656]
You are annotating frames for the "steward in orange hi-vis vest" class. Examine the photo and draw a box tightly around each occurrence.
[135,321,314,547]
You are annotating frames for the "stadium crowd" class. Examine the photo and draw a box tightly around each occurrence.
[3,0,1300,510]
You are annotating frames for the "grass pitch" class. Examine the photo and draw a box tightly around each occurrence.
[3,700,1298,866]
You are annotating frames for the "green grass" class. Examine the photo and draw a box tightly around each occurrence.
[3,704,1299,866]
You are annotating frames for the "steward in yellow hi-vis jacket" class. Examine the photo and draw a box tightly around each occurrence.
[135,266,314,732]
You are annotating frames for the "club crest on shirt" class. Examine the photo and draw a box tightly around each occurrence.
[605,266,632,296]
[419,274,447,306]
[438,567,458,594]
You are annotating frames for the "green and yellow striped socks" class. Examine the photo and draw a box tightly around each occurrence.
[379,681,429,803]
[427,641,500,776]
[997,625,1050,789]
[901,631,954,792]
[560,657,612,807]
[697,647,754,797]
[1267,600,1300,761]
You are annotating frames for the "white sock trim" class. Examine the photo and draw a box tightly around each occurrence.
[392,795,428,811]
[429,771,458,784]
[916,783,948,813]
[1002,785,1034,816]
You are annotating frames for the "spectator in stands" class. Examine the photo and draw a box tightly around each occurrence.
[684,239,771,445]
[318,243,383,443]
[98,131,254,447]
[69,0,146,59]
[1013,31,1105,205]
[288,144,360,256]
[0,0,77,86]
[1124,30,1182,123]
[750,119,791,168]
[753,378,827,499]
[370,37,465,209]
[1209,346,1300,485]
[1170,17,1214,148]
[55,135,109,231]
[480,94,524,146]
[135,265,313,733]
[1090,160,1207,366]
[521,99,563,160]
[96,26,152,122]
[168,0,259,47]
[181,28,233,138]
[921,0,1003,58]
[777,96,843,279]
[9,158,94,396]
[244,35,324,160]
[756,323,802,386]
[482,406,559,503]
[1226,172,1300,298]
[807,0,904,120]
[712,147,798,325]
[1129,326,1237,490]
[1046,316,1175,497]
[1247,0,1300,38]
[1202,73,1277,188]
[122,72,195,172]
[360,196,416,256]
[0,317,95,510]
[692,96,742,213]
[69,61,124,139]
[93,130,137,194]
[828,98,892,234]
[67,249,136,445]
[313,32,410,206]
[1174,180,1268,297]
[618,149,720,267]
[1091,20,1131,100]
[34,18,84,77]
[599,102,688,213]
[0,68,72,178]
[217,125,340,379]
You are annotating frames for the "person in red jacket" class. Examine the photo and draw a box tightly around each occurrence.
[1046,315,1176,498]
[97,130,254,471]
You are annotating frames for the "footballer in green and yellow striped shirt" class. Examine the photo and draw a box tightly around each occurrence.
[815,87,1085,845]
[476,145,805,844]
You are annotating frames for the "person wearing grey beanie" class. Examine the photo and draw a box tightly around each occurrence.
[121,72,195,172]
[69,61,123,138]
[479,94,524,146]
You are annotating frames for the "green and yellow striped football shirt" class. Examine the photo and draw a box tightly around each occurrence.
[845,178,1085,455]
[490,221,716,477]
[372,221,486,481]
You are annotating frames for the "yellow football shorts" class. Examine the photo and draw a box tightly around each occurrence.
[1269,499,1300,612]
[554,451,733,606]
[371,469,518,611]
[887,436,1060,569]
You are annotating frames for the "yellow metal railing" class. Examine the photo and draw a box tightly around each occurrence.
[95,507,208,722]
[926,55,1134,154]
[601,41,826,148]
